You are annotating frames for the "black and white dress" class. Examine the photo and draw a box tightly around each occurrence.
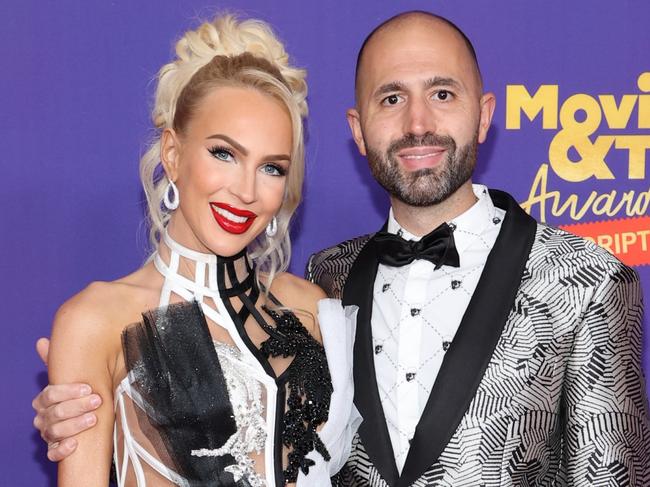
[113,232,360,486]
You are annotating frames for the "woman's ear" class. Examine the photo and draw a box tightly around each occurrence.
[160,128,181,181]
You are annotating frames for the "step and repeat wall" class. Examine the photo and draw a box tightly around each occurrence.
[2,0,648,483]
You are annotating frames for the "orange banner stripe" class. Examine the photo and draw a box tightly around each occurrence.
[560,216,650,267]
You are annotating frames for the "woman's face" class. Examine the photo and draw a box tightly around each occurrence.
[163,85,293,256]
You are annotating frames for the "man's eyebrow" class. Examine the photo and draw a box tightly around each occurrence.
[206,134,248,155]
[375,81,407,97]
[424,77,461,90]
[374,77,461,98]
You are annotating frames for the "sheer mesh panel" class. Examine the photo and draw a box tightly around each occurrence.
[112,236,330,486]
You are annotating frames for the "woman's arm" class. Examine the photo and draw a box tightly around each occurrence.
[48,284,119,486]
[32,337,103,461]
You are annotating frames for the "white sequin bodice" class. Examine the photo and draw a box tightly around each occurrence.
[191,343,267,487]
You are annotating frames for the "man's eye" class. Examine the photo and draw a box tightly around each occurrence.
[382,94,402,106]
[434,90,453,101]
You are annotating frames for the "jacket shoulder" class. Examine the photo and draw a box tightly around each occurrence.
[528,222,638,284]
[306,234,373,299]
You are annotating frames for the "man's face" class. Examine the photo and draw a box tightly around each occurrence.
[348,18,494,206]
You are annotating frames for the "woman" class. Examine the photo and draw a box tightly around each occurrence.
[46,14,357,486]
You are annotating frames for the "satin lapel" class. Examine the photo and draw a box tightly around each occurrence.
[399,190,538,487]
[343,226,400,487]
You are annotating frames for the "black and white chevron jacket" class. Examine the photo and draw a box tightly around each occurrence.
[307,189,650,487]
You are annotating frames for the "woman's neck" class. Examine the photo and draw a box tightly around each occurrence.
[156,230,254,295]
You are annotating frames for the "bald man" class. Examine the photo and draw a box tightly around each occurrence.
[33,11,650,487]
[308,11,650,486]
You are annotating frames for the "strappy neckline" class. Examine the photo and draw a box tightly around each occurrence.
[155,230,255,299]
[115,231,333,486]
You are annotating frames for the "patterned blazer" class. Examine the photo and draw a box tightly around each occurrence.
[307,190,650,487]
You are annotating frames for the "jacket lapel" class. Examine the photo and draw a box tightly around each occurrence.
[398,190,537,487]
[343,224,400,487]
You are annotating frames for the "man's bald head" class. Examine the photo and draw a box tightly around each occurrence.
[346,10,496,215]
[355,11,482,101]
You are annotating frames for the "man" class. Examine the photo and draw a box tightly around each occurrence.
[33,11,650,486]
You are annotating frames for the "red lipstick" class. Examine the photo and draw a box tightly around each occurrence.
[210,203,257,235]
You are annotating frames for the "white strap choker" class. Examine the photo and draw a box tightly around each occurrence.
[154,230,253,306]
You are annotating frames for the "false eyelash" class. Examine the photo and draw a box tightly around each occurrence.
[264,163,287,177]
[207,145,235,159]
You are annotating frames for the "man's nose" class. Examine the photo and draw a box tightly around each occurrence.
[403,97,436,136]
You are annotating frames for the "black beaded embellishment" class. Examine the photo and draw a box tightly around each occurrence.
[259,306,332,482]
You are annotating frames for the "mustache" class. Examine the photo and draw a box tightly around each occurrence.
[387,132,456,155]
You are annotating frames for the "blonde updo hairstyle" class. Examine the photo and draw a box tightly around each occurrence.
[140,15,308,287]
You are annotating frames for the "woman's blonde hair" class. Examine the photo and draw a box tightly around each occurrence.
[140,14,307,286]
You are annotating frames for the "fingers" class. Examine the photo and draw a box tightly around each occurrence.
[39,411,98,444]
[31,383,93,411]
[47,437,78,462]
[32,387,102,444]
[36,337,50,366]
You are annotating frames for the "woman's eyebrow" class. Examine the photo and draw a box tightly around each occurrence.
[206,134,248,155]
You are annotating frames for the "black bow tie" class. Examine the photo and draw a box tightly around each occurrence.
[373,223,460,269]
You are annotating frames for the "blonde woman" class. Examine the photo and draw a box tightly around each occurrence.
[43,14,358,486]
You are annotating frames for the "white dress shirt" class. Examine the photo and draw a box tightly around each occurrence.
[371,184,506,472]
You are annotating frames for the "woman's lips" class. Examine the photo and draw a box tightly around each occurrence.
[210,203,257,234]
[397,146,447,171]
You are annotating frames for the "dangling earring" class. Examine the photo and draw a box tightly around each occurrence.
[266,216,278,237]
[164,179,179,211]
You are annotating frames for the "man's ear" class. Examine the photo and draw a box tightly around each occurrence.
[160,128,181,181]
[346,108,367,156]
[477,92,496,144]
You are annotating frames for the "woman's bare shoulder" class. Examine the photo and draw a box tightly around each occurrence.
[51,264,162,350]
[269,273,327,341]
[271,272,326,307]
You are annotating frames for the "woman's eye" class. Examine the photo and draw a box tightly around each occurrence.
[382,94,403,106]
[208,146,234,161]
[261,163,286,177]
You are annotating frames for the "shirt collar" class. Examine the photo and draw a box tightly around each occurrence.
[387,184,499,255]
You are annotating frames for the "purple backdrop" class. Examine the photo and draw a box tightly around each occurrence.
[2,1,648,484]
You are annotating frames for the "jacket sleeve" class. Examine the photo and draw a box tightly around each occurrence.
[305,253,317,283]
[304,251,345,300]
[563,262,650,485]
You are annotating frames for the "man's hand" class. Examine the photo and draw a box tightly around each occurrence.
[32,338,102,461]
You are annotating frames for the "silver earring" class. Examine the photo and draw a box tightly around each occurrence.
[266,216,278,237]
[163,179,179,211]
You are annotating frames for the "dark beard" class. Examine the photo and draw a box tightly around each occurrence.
[366,132,477,207]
